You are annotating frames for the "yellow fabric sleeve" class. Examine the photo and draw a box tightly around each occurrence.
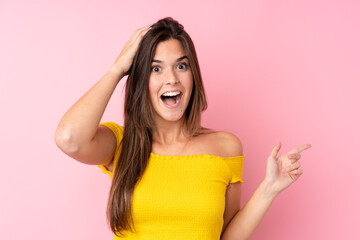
[97,122,123,180]
[223,155,244,183]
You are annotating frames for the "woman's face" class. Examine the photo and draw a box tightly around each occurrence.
[149,38,193,123]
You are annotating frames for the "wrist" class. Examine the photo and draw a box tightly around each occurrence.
[108,65,126,79]
[260,179,280,200]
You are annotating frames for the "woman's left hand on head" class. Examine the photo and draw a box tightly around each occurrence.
[264,142,311,196]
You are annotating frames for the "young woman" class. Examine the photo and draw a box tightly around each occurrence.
[55,17,311,240]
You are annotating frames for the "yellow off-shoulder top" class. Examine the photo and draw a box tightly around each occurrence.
[98,122,244,240]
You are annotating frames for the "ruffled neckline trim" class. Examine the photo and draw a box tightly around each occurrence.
[150,152,244,160]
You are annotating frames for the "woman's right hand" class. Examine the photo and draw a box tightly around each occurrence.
[110,24,152,76]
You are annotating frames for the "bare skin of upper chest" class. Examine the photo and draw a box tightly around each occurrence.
[151,130,227,157]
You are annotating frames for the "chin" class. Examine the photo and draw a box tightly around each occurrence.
[158,113,185,122]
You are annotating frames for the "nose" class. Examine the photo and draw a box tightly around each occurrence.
[164,68,179,85]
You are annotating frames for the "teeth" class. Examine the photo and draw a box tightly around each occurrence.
[162,91,181,97]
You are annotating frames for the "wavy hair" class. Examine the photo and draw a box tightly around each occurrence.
[106,17,207,236]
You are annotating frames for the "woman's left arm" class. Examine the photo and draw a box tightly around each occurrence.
[221,142,311,240]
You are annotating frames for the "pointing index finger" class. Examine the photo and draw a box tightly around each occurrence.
[289,144,312,154]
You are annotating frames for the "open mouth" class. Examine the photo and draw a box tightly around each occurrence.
[160,91,183,107]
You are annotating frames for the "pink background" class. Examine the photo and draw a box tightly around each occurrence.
[1,0,359,239]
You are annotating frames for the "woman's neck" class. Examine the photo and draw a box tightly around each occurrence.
[152,117,190,145]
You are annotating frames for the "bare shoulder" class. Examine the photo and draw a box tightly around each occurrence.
[214,131,243,157]
[198,128,243,157]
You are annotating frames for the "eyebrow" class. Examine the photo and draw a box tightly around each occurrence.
[151,56,188,63]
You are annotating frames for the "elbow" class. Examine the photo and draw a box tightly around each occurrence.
[55,130,80,154]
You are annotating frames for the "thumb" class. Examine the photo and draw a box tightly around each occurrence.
[269,142,281,159]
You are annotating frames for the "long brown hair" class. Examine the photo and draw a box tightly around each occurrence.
[107,17,207,236]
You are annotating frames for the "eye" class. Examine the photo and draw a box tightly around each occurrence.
[177,63,188,70]
[151,66,161,72]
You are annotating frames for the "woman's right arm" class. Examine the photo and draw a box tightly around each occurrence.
[54,69,123,167]
[54,25,151,168]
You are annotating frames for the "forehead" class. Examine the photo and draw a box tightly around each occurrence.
[153,38,186,61]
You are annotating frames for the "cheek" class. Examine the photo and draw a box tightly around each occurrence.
[185,76,194,93]
[148,77,161,94]
[148,77,163,107]
[179,70,193,86]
